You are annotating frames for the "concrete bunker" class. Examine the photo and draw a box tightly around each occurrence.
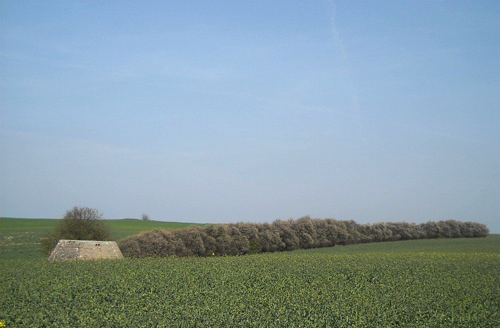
[48,239,124,261]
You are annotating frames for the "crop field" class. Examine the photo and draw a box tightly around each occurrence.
[1,232,499,327]
[0,217,204,260]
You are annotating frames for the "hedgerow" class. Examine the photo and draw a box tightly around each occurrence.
[119,218,489,258]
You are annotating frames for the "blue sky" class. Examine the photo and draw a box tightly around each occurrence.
[1,1,499,231]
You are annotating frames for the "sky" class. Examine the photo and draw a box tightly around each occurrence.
[1,1,499,231]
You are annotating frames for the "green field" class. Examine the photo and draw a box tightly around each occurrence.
[0,219,498,327]
[0,217,204,260]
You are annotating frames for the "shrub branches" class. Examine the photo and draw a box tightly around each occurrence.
[118,217,489,258]
[42,207,111,255]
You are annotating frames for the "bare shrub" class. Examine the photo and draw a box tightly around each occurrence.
[118,237,142,257]
[421,221,442,239]
[292,216,318,249]
[181,226,206,256]
[257,223,283,252]
[202,225,219,255]
[42,206,111,255]
[273,220,300,251]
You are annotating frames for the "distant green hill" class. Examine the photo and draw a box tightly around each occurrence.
[0,217,204,260]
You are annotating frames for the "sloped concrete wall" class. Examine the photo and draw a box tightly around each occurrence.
[49,240,124,261]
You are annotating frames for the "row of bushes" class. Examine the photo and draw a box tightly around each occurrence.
[118,217,489,258]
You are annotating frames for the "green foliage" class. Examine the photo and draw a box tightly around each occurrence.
[248,239,260,254]
[41,207,111,255]
[120,217,490,258]
[1,236,498,327]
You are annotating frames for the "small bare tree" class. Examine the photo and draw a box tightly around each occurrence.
[142,214,150,221]
[42,206,111,255]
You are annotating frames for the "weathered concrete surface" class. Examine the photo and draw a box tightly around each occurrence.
[48,240,124,261]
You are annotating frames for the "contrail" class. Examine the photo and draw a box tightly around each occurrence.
[328,1,365,142]
[329,2,360,113]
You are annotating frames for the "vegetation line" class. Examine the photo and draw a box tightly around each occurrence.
[119,217,489,258]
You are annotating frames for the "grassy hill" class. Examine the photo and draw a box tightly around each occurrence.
[297,234,500,255]
[0,217,204,260]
